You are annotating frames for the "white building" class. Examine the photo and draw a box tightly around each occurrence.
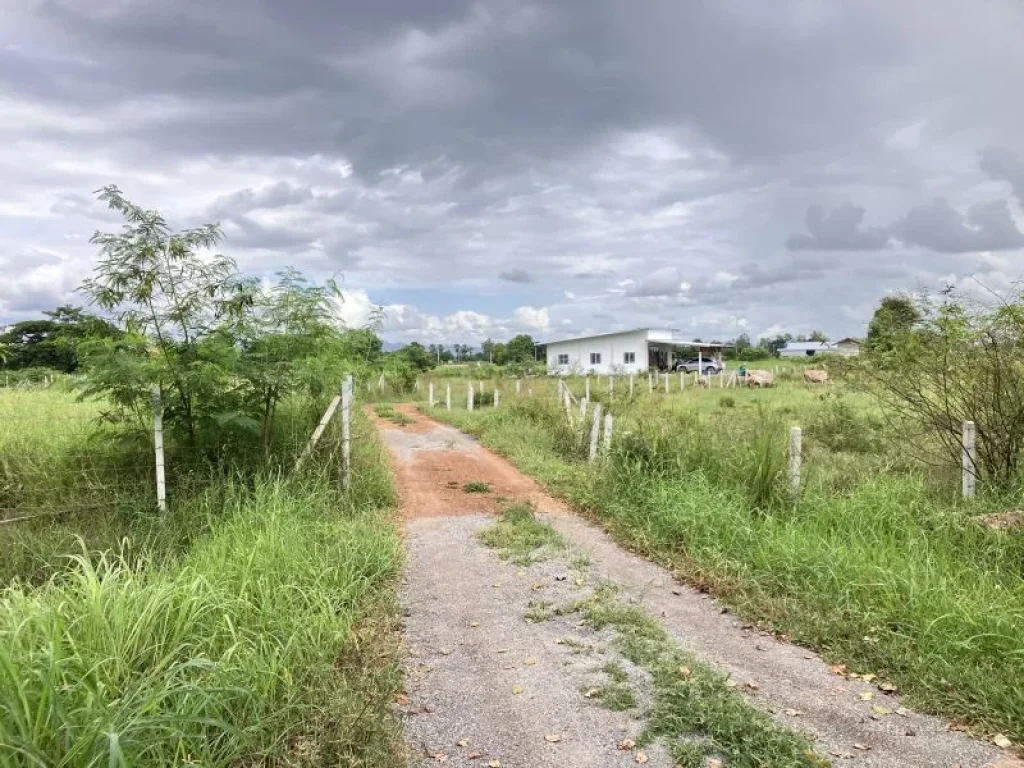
[544,328,728,375]
[779,338,860,358]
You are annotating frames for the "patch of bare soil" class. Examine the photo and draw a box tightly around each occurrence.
[375,403,566,519]
[973,510,1024,531]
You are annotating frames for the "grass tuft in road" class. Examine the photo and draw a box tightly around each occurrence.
[478,502,565,564]
[462,481,492,494]
[569,585,824,768]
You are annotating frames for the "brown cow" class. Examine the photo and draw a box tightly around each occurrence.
[803,369,830,384]
[746,370,775,388]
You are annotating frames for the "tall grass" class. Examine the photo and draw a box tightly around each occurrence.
[432,393,1024,741]
[0,392,404,765]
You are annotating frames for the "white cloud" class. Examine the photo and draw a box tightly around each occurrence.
[513,305,550,331]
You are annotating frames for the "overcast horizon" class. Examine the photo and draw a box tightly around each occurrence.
[4,1,1024,344]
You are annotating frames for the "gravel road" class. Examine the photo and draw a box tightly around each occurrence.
[377,404,1018,768]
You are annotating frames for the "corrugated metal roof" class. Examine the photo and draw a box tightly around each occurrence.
[544,328,734,347]
[782,341,832,352]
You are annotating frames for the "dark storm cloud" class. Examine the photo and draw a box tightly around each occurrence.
[786,203,889,251]
[499,268,534,284]
[890,198,1024,253]
[4,0,1024,340]
[980,146,1024,204]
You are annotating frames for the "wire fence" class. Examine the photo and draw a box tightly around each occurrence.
[0,376,355,526]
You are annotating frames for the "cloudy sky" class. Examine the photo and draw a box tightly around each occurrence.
[4,0,1024,344]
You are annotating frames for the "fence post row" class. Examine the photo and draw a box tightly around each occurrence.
[342,374,353,490]
[588,402,603,463]
[152,387,167,513]
[789,426,802,501]
[962,420,977,499]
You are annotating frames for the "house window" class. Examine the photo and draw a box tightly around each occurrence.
[623,352,636,364]
[590,353,602,365]
[557,354,570,365]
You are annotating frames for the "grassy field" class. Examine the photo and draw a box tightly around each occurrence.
[0,384,405,765]
[425,372,1024,744]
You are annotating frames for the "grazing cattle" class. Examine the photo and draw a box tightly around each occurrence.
[803,369,830,384]
[746,370,775,388]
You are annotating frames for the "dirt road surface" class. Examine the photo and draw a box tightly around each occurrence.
[377,403,1015,768]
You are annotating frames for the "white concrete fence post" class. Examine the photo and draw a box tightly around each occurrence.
[789,426,802,501]
[962,420,977,499]
[629,375,635,397]
[580,396,588,422]
[585,377,591,401]
[467,382,474,411]
[446,383,452,410]
[603,412,613,455]
[152,387,167,513]
[589,402,603,463]
[342,374,353,490]
[664,373,669,394]
[494,389,500,409]
[428,381,435,407]
[648,372,653,393]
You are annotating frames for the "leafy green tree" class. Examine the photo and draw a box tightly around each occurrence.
[808,330,829,342]
[865,294,920,355]
[505,333,536,363]
[0,306,120,372]
[80,185,255,443]
[396,341,432,371]
[857,289,1024,485]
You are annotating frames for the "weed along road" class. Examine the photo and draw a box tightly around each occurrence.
[374,403,1013,768]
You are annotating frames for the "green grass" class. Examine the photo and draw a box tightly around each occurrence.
[428,388,1024,742]
[462,480,492,494]
[565,586,820,767]
[587,661,638,711]
[478,502,565,564]
[373,402,416,426]
[0,387,405,765]
[0,478,403,766]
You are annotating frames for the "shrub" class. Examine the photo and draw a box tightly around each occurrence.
[719,396,736,409]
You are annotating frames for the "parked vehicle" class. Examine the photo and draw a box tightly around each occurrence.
[674,357,722,375]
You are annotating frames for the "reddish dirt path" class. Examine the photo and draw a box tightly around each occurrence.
[371,403,567,518]
[377,403,1020,768]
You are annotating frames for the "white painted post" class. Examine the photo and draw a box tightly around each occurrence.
[428,381,435,407]
[789,426,802,501]
[342,375,353,491]
[446,383,452,410]
[588,403,603,463]
[563,384,574,425]
[648,372,653,393]
[585,377,591,400]
[297,383,344,470]
[580,396,588,422]
[629,375,635,396]
[494,389,500,408]
[680,370,684,390]
[516,379,521,395]
[962,420,977,499]
[664,373,669,394]
[467,382,474,411]
[152,387,167,513]
[603,412,613,454]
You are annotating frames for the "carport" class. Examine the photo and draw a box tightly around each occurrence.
[647,340,733,373]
